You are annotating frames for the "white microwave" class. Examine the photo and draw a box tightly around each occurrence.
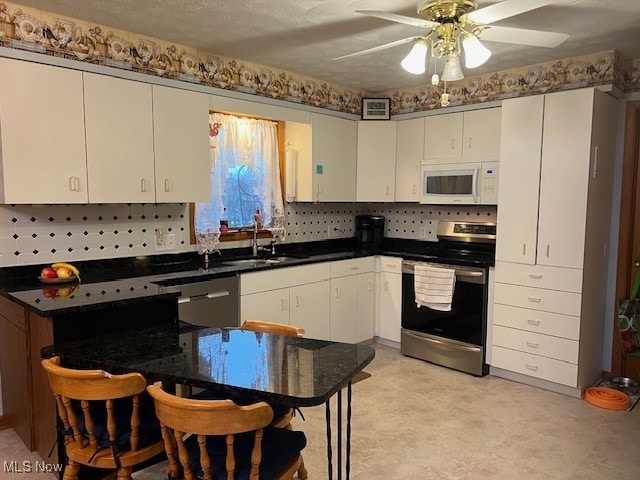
[420,159,499,205]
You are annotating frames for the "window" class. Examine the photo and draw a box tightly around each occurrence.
[193,112,286,242]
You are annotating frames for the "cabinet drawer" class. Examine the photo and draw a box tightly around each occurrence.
[492,325,578,363]
[491,346,578,387]
[377,256,402,273]
[495,261,582,293]
[493,303,580,340]
[241,263,330,294]
[494,283,581,316]
[331,257,374,277]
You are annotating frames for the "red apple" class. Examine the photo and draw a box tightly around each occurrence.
[41,267,58,279]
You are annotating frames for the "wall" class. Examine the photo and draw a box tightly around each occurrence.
[0,202,497,267]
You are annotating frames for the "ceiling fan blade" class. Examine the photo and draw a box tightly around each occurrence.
[466,0,563,25]
[479,25,569,48]
[355,10,438,29]
[333,36,420,61]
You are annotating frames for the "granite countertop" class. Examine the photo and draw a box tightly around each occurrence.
[0,237,494,317]
[41,322,376,407]
[0,238,371,316]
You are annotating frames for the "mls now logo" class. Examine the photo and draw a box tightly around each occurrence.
[3,460,63,473]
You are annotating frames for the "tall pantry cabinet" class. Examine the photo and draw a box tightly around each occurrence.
[492,88,618,397]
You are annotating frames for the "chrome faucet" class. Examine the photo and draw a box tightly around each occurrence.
[252,221,258,257]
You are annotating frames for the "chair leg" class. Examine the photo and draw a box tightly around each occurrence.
[116,466,133,480]
[297,456,308,480]
[62,460,79,480]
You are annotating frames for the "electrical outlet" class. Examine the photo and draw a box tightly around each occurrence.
[419,226,427,238]
[155,233,176,251]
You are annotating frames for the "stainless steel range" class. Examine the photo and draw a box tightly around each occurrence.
[400,220,496,376]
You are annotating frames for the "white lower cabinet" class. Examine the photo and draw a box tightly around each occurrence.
[376,256,403,343]
[240,263,331,340]
[330,258,375,343]
[290,281,331,340]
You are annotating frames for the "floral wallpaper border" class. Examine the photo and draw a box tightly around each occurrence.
[1,1,639,117]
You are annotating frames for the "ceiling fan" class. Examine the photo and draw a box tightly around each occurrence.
[335,0,570,84]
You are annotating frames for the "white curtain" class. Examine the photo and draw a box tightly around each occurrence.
[195,112,285,238]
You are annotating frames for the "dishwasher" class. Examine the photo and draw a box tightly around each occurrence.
[177,276,239,328]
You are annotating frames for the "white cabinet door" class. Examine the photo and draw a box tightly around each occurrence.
[311,113,356,202]
[537,89,593,269]
[424,113,463,158]
[356,121,397,202]
[377,271,402,343]
[153,86,210,202]
[395,118,424,202]
[284,121,312,202]
[290,281,330,341]
[356,272,375,343]
[330,275,358,343]
[84,73,155,203]
[495,96,544,265]
[0,58,88,203]
[240,288,289,325]
[462,108,502,157]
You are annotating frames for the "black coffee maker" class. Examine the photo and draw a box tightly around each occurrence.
[355,215,385,249]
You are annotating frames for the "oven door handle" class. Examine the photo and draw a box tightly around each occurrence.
[402,330,482,353]
[402,261,484,279]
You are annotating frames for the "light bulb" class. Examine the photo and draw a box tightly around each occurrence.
[462,35,491,69]
[441,56,464,82]
[431,73,440,86]
[401,40,428,75]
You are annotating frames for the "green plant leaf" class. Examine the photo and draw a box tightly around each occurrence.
[631,268,640,299]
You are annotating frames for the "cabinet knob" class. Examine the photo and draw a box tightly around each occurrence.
[522,243,527,256]
[140,178,148,192]
[468,137,473,149]
[526,341,540,348]
[527,319,541,326]
[164,178,172,192]
[525,363,539,371]
[450,139,455,150]
[412,184,417,194]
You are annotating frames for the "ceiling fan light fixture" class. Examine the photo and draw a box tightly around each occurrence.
[441,55,464,82]
[401,40,428,75]
[462,34,491,68]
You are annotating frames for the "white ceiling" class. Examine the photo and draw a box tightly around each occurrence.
[14,0,640,93]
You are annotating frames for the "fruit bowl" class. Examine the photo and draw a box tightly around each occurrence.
[38,275,78,284]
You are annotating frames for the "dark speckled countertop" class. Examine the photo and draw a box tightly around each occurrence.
[41,322,376,407]
[0,237,494,317]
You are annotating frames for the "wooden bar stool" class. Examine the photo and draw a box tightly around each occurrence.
[41,357,165,480]
[147,381,307,479]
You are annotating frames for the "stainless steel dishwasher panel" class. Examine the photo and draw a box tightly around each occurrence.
[177,276,239,328]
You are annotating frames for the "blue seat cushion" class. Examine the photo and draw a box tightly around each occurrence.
[69,391,162,452]
[184,426,306,480]
[192,390,291,420]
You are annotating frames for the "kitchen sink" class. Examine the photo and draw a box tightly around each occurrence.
[222,255,305,267]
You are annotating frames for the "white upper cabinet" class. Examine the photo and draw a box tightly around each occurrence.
[356,121,397,202]
[0,58,88,203]
[424,108,501,160]
[395,118,424,202]
[153,86,210,202]
[495,95,544,265]
[83,73,156,203]
[311,113,357,202]
[424,112,463,158]
[285,114,356,202]
[461,108,502,157]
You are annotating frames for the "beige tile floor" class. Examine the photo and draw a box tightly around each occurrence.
[1,344,639,479]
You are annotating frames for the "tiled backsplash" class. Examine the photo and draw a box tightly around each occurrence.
[0,202,497,267]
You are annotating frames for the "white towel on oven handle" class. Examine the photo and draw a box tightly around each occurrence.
[414,264,456,311]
